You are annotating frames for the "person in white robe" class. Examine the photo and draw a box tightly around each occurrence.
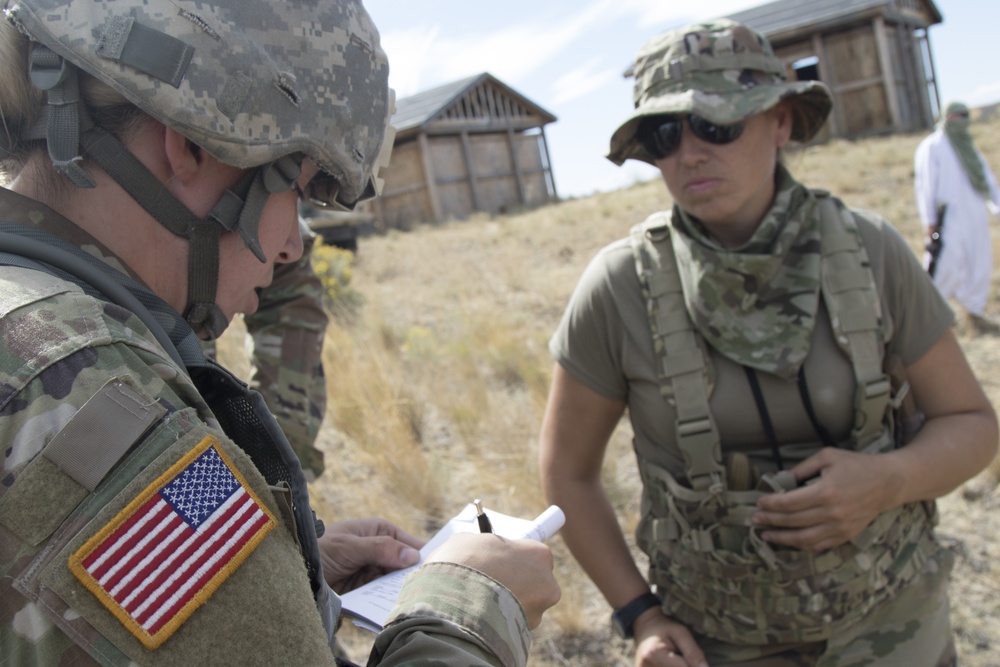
[915,101,1000,334]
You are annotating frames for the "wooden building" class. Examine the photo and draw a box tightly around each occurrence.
[369,73,557,230]
[726,0,943,140]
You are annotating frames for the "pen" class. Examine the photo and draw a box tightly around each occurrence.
[473,498,493,534]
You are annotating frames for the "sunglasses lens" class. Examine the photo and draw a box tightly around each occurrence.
[638,116,682,160]
[303,171,345,210]
[689,116,745,145]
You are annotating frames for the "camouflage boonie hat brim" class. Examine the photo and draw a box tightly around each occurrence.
[608,19,833,166]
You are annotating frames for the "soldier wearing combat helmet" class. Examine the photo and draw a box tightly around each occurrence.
[0,1,559,665]
[541,18,995,667]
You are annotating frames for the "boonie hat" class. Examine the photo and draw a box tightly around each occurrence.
[608,19,833,165]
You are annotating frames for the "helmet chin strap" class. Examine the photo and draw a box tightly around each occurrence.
[25,46,302,340]
[79,124,243,340]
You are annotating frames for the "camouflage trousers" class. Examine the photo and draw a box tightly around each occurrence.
[688,547,956,667]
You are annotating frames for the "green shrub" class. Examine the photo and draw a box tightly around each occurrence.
[310,240,364,317]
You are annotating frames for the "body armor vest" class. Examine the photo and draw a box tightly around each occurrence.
[628,193,938,645]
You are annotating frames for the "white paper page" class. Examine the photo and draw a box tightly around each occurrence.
[339,503,564,632]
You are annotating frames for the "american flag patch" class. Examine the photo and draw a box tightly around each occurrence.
[69,436,276,649]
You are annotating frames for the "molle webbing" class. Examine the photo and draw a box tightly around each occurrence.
[815,196,891,449]
[628,193,892,486]
[627,194,920,645]
[648,497,936,645]
[630,213,724,491]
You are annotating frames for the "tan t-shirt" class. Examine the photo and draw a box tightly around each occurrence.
[549,210,954,476]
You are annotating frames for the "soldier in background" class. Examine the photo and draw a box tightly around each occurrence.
[0,0,559,664]
[206,221,330,480]
[540,19,996,667]
[914,101,1000,335]
[246,226,328,479]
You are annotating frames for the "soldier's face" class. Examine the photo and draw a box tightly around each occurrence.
[653,102,793,248]
[214,163,313,319]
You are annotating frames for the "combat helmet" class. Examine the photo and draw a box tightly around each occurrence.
[3,0,393,338]
[608,18,833,166]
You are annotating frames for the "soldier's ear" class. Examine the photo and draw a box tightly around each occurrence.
[163,126,206,183]
[160,125,245,217]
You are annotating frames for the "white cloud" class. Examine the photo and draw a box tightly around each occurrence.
[551,59,620,105]
[612,0,775,30]
[964,80,1000,109]
[378,0,622,95]
[379,26,442,97]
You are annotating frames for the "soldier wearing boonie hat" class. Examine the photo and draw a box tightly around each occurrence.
[607,18,832,166]
[0,0,559,664]
[542,16,994,667]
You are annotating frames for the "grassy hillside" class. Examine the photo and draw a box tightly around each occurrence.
[220,114,1000,665]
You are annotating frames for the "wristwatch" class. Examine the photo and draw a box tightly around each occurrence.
[610,591,662,639]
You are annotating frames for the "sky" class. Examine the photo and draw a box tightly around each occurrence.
[362,0,1000,199]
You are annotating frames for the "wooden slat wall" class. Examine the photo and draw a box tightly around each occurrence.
[374,78,556,229]
[377,140,432,231]
[758,1,941,141]
[824,24,891,136]
[773,41,834,143]
[515,134,549,207]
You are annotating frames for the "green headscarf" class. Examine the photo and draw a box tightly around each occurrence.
[670,165,822,380]
[941,101,990,197]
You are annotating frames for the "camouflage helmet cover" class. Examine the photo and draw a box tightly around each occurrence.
[5,0,391,207]
[608,19,833,166]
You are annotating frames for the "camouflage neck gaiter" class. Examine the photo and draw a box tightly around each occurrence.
[943,118,990,197]
[670,165,821,379]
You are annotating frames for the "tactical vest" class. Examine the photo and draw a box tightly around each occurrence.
[0,228,341,650]
[628,193,938,645]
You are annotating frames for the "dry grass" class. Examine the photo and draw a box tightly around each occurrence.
[217,113,1000,665]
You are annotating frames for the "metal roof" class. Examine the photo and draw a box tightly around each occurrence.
[391,74,483,134]
[391,72,556,136]
[726,0,941,38]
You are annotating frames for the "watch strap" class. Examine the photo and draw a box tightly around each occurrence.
[611,591,662,639]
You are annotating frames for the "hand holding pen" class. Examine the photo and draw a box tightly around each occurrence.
[428,501,565,628]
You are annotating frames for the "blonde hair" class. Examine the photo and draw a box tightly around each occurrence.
[0,18,148,186]
[0,17,42,179]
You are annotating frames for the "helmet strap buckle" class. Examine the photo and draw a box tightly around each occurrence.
[28,44,96,188]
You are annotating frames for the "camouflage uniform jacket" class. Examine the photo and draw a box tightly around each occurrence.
[0,187,531,667]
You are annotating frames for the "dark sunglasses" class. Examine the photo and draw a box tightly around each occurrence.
[301,171,344,210]
[637,114,746,160]
[261,153,345,209]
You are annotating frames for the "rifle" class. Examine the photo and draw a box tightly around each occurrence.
[925,203,947,277]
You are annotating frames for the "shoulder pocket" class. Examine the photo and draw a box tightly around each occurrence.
[0,376,167,546]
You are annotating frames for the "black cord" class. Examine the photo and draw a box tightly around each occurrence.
[744,366,784,470]
[797,366,838,448]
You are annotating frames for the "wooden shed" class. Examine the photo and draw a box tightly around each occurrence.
[725,0,943,140]
[368,73,558,230]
